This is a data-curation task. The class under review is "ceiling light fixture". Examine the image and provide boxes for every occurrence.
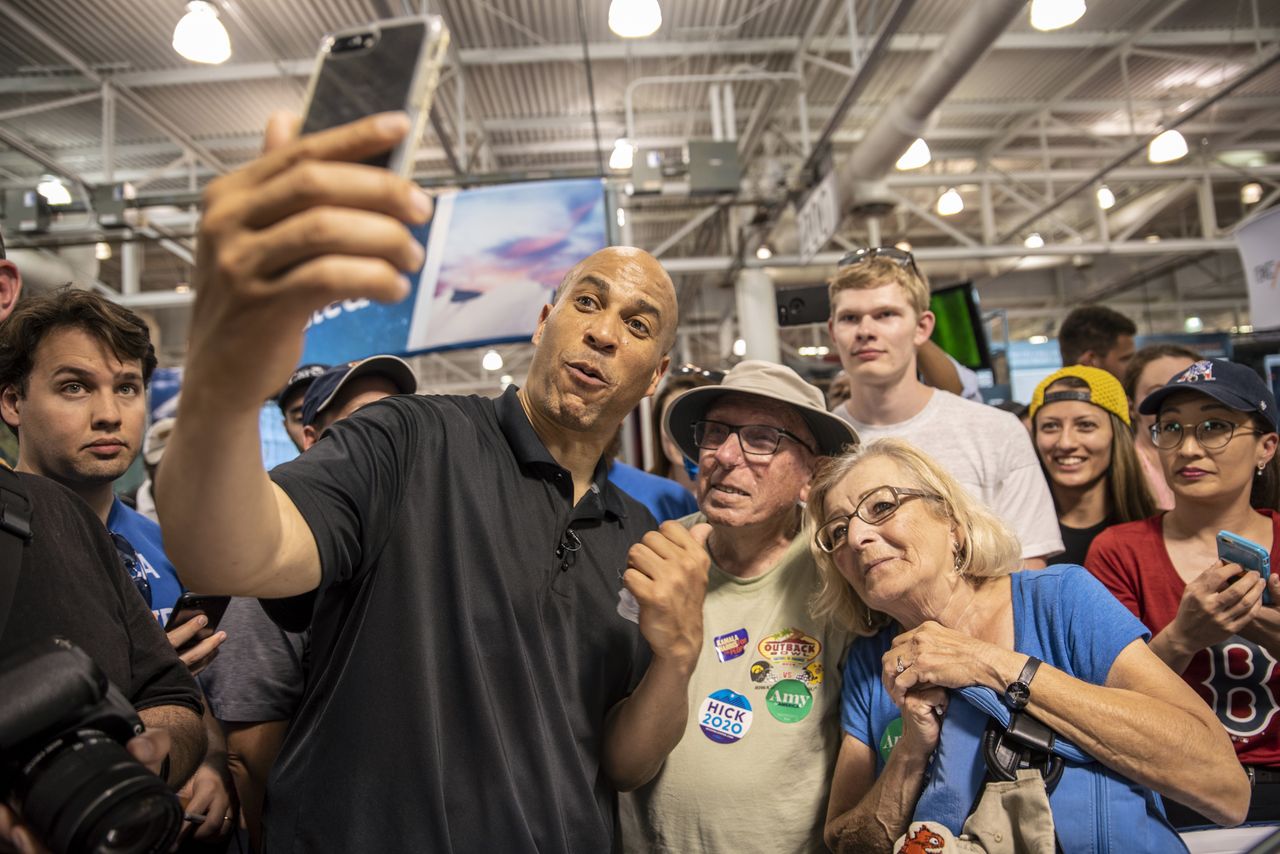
[1029,0,1086,31]
[1147,129,1188,164]
[936,187,964,216]
[1184,316,1203,333]
[608,138,634,171]
[894,138,931,171]
[482,349,504,372]
[616,208,626,228]
[36,176,72,206]
[894,240,912,253]
[608,0,662,39]
[1242,182,1263,205]
[94,242,112,261]
[732,338,747,357]
[1096,185,1116,210]
[756,245,773,260]
[1029,335,1049,345]
[173,1,231,64]
[1024,232,1045,249]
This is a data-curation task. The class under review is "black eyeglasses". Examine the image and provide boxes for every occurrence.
[110,531,152,607]
[694,419,816,457]
[836,246,921,278]
[674,364,725,382]
[1150,418,1265,451]
[815,486,941,553]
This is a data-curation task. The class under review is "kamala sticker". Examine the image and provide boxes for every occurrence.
[698,689,753,744]
[713,628,750,662]
[878,717,903,764]
[766,679,813,723]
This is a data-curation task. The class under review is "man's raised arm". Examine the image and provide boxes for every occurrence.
[156,112,432,598]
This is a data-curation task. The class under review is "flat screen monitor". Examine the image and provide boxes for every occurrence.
[929,281,991,371]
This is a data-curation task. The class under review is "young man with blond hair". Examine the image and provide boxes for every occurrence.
[825,248,1062,565]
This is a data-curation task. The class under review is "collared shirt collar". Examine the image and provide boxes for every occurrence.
[493,385,627,520]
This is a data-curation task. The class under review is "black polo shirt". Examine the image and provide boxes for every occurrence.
[263,387,655,853]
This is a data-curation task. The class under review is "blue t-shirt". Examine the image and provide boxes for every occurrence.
[843,566,1181,851]
[107,497,184,625]
[842,564,1149,774]
[607,460,698,524]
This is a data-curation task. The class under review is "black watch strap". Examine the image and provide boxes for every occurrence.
[1005,656,1041,710]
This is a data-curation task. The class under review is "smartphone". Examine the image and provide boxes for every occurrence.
[299,15,450,178]
[1218,530,1273,606]
[165,593,232,638]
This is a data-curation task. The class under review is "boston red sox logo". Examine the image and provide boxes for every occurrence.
[1200,637,1279,738]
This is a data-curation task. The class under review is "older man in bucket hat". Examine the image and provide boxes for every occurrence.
[621,359,859,853]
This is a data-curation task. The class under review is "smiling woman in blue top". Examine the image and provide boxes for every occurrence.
[807,438,1247,853]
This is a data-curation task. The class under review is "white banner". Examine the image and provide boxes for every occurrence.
[1235,205,1280,332]
[796,171,840,264]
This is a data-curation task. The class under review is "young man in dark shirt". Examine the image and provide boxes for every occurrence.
[159,112,710,851]
[0,230,206,853]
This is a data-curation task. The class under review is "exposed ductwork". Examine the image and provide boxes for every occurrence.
[837,0,1027,215]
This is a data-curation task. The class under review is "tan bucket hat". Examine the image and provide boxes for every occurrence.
[664,359,859,460]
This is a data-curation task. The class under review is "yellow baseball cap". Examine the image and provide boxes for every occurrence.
[1029,365,1130,427]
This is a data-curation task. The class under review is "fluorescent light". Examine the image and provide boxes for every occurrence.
[1148,129,1188,164]
[482,349,504,371]
[608,138,634,171]
[36,177,72,206]
[1242,183,1263,205]
[1240,324,1254,334]
[1184,316,1203,333]
[1144,233,1161,243]
[1029,335,1049,345]
[733,338,747,357]
[499,374,514,388]
[936,187,964,216]
[174,283,191,294]
[173,1,231,64]
[1096,185,1116,210]
[894,138,931,171]
[755,245,773,260]
[1029,0,1086,31]
[1023,232,1045,249]
[94,242,112,261]
[894,240,912,252]
[608,0,662,38]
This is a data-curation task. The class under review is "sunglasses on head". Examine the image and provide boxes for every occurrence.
[836,246,920,278]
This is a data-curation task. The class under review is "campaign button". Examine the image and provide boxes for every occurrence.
[698,689,753,744]
[766,679,813,723]
[713,628,750,662]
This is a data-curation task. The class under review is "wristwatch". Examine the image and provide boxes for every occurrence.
[1004,656,1041,711]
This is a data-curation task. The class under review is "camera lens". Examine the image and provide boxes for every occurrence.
[17,731,181,854]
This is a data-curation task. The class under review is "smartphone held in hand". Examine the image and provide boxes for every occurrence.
[300,15,450,177]
[1218,530,1273,605]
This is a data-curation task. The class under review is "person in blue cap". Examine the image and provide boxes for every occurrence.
[1088,358,1280,827]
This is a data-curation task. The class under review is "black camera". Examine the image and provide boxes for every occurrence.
[0,637,181,854]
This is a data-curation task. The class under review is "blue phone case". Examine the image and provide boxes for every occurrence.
[1217,530,1272,605]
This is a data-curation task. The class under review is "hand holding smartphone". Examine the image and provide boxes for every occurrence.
[1218,530,1273,606]
[165,593,232,644]
[300,15,450,177]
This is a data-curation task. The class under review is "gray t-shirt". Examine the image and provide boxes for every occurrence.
[199,597,307,722]
[836,390,1063,561]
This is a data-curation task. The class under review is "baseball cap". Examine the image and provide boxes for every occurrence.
[665,359,859,460]
[1029,365,1130,426]
[300,355,417,427]
[143,417,177,466]
[1138,358,1277,432]
[277,363,329,415]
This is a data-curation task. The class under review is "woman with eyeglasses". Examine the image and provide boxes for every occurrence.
[1121,344,1201,511]
[808,438,1245,852]
[1028,366,1156,566]
[1086,358,1280,827]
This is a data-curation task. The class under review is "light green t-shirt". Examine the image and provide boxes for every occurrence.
[620,514,853,853]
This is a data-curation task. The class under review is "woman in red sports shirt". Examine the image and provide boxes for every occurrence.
[1087,358,1280,827]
